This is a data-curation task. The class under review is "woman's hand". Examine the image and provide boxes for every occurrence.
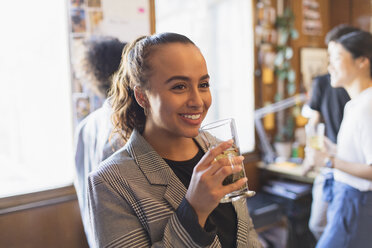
[303,136,337,175]
[185,140,247,227]
[302,145,316,175]
[324,136,337,156]
[304,145,330,170]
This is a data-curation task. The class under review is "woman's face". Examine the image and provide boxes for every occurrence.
[328,42,358,88]
[143,43,211,139]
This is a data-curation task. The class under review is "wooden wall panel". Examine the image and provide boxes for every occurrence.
[329,0,371,31]
[329,0,352,28]
[0,199,88,248]
[351,0,371,31]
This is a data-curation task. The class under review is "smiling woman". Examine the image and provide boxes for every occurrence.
[87,32,261,247]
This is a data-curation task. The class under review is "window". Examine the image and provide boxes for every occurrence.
[155,0,255,153]
[0,1,74,197]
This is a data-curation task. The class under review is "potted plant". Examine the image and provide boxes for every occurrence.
[274,6,298,100]
[273,6,298,159]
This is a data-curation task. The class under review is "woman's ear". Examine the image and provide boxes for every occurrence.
[358,57,370,69]
[134,86,148,109]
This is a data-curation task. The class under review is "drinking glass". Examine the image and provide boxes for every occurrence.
[199,118,256,203]
[306,123,325,150]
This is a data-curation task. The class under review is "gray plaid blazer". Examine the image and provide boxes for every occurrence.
[87,130,261,248]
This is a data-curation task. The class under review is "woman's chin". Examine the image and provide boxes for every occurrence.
[183,128,200,138]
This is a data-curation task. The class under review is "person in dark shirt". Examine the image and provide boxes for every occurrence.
[304,24,358,240]
[308,74,350,143]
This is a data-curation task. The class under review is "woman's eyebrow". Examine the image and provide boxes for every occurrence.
[164,75,190,84]
[200,74,210,80]
[164,74,210,84]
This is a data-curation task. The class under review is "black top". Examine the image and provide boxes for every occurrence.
[164,146,237,248]
[309,74,350,143]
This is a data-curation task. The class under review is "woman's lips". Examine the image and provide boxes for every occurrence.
[179,113,203,125]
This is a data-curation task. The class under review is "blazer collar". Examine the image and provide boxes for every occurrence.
[126,130,207,209]
[127,130,171,185]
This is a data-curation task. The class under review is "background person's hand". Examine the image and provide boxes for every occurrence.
[185,140,247,227]
[302,145,316,175]
[304,145,330,169]
[324,136,337,156]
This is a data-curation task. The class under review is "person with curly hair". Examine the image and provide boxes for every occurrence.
[74,36,126,247]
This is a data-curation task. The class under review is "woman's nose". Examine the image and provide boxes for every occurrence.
[187,88,203,108]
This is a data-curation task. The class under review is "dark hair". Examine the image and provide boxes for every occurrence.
[325,24,360,45]
[109,32,196,141]
[83,36,126,97]
[337,30,372,77]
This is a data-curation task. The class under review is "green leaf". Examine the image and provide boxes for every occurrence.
[287,69,296,83]
[278,71,287,80]
[290,29,299,39]
[287,82,296,95]
[285,47,293,59]
[278,31,289,45]
[274,52,284,66]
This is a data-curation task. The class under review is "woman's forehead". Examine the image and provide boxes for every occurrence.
[146,43,208,84]
[329,42,348,56]
[149,43,206,70]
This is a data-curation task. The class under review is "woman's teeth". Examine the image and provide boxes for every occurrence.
[182,114,200,120]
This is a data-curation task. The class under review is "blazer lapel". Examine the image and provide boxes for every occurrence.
[127,130,171,185]
[126,130,187,210]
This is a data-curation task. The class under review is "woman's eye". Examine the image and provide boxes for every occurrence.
[171,84,186,90]
[200,81,210,88]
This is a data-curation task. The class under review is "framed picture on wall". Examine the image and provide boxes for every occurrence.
[302,0,322,36]
[300,47,328,93]
[70,8,87,33]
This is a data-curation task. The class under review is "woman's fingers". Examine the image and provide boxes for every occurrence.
[212,157,244,180]
[220,177,248,197]
[187,140,247,217]
[195,140,233,171]
[203,155,244,175]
